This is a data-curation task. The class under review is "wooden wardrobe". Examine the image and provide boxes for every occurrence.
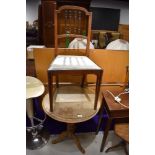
[38,0,92,47]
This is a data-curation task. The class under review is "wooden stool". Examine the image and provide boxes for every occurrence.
[105,123,129,155]
[26,76,50,150]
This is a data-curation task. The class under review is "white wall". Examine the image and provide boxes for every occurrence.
[26,0,41,24]
[26,0,129,25]
[91,0,129,25]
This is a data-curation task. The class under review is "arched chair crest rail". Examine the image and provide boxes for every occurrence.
[54,5,92,56]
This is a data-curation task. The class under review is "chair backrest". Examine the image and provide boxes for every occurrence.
[54,5,92,57]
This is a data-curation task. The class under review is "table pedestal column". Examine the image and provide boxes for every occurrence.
[52,123,85,154]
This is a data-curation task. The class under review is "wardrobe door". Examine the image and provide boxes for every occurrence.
[42,1,56,47]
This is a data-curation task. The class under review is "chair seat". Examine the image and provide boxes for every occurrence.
[114,123,129,143]
[48,55,101,70]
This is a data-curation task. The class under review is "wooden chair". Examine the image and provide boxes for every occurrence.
[54,5,92,56]
[105,123,129,155]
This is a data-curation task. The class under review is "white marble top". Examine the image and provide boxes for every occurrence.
[48,55,101,70]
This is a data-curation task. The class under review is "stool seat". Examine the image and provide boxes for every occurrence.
[26,76,45,99]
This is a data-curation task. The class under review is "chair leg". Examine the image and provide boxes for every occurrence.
[105,141,124,153]
[81,75,85,87]
[56,75,59,88]
[105,140,129,155]
[123,144,129,155]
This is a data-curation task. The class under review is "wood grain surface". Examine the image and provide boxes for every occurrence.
[42,86,102,123]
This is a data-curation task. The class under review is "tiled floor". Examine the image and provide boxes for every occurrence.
[27,131,128,155]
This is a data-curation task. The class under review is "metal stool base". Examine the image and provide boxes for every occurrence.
[26,129,50,150]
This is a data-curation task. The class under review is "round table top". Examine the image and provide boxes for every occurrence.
[42,86,102,123]
[26,76,45,99]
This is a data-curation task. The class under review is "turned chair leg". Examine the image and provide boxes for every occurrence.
[124,144,129,155]
[105,141,124,152]
[105,140,128,155]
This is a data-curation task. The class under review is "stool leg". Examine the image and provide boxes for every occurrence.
[26,99,50,150]
[26,99,34,127]
[26,99,34,119]
[26,99,38,136]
